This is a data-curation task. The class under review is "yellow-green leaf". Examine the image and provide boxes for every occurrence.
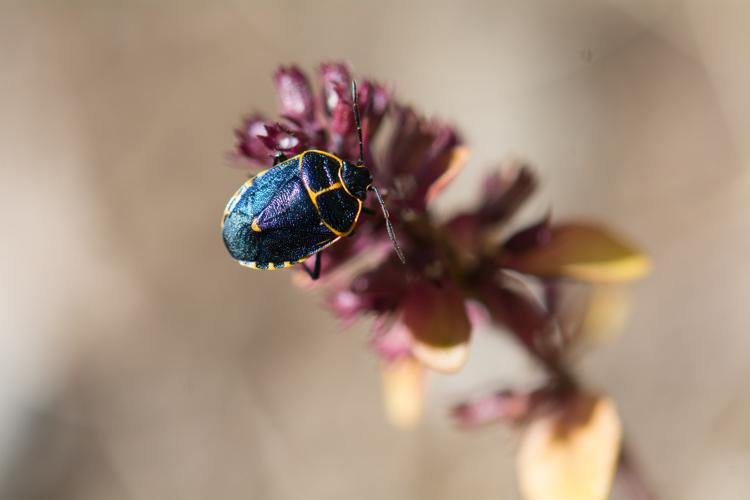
[518,394,622,500]
[506,224,650,283]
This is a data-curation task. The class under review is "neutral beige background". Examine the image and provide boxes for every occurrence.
[1,1,749,499]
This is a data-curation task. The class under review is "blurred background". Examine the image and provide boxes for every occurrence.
[1,1,749,498]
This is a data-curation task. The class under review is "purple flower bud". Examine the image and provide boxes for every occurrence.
[235,115,271,163]
[257,122,308,155]
[348,257,409,313]
[442,213,483,250]
[453,391,534,427]
[379,107,465,211]
[329,83,355,137]
[477,166,537,225]
[413,125,461,202]
[273,66,315,121]
[372,320,414,362]
[328,290,364,327]
[319,63,351,115]
[465,300,491,328]
[357,80,391,141]
[382,106,433,180]
[503,215,552,253]
[401,281,471,353]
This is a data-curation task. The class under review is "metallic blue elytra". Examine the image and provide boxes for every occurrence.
[221,150,372,270]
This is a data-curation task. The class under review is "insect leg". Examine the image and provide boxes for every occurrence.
[361,207,376,216]
[301,252,321,281]
[273,152,288,166]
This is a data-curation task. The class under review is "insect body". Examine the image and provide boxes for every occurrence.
[222,81,404,279]
[222,149,371,271]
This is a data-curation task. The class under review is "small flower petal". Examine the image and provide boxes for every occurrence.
[442,166,537,250]
[453,391,534,427]
[348,256,410,314]
[503,215,552,253]
[381,107,439,183]
[357,80,391,144]
[257,122,308,155]
[329,84,355,138]
[425,146,470,205]
[503,224,651,283]
[273,65,315,120]
[477,165,537,225]
[381,356,424,428]
[580,284,632,342]
[401,281,471,373]
[328,289,364,326]
[319,62,351,115]
[465,299,491,328]
[235,114,272,163]
[412,341,469,374]
[517,394,622,500]
[372,319,414,361]
[442,213,483,252]
[413,127,462,204]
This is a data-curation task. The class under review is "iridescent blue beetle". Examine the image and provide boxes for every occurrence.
[222,81,405,280]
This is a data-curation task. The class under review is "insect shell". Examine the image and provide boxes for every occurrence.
[222,80,404,280]
[221,149,373,273]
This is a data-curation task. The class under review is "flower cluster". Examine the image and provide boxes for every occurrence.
[232,61,647,379]
[230,63,651,500]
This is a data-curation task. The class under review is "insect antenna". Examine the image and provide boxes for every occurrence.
[351,80,364,166]
[351,80,405,264]
[370,185,406,264]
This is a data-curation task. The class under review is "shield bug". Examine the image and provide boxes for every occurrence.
[222,81,405,280]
